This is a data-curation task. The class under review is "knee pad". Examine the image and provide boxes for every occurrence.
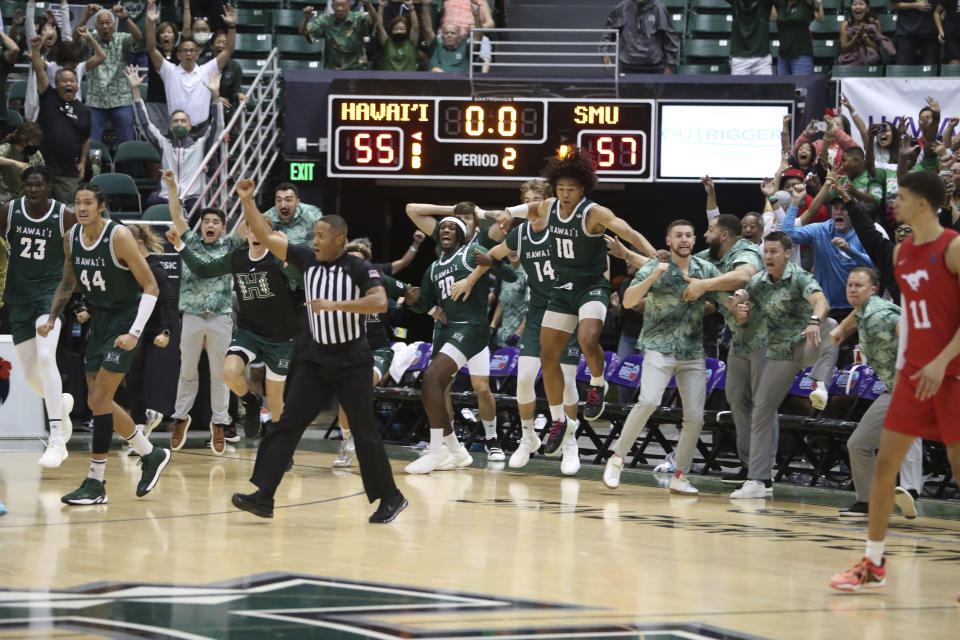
[516,356,539,405]
[560,363,579,406]
[91,414,114,454]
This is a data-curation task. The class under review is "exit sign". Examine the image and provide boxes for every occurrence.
[289,162,315,181]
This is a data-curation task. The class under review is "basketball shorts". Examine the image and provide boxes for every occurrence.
[520,305,581,365]
[432,322,489,369]
[884,363,960,444]
[227,329,295,380]
[372,346,394,379]
[543,279,611,332]
[7,295,56,345]
[85,306,140,374]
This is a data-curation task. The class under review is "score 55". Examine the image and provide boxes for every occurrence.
[334,126,404,172]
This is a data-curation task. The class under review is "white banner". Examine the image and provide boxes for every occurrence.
[839,78,960,147]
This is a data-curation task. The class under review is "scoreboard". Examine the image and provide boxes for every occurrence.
[327,96,655,182]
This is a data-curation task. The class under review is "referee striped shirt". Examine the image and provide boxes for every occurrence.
[286,244,383,345]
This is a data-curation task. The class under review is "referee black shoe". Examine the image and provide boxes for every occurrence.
[369,493,407,523]
[232,492,274,518]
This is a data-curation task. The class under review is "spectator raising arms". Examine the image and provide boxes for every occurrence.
[602,0,679,74]
[892,0,939,65]
[375,0,419,71]
[728,0,773,75]
[300,0,374,71]
[0,122,45,203]
[837,0,896,66]
[772,0,825,75]
[935,0,960,64]
[422,0,488,72]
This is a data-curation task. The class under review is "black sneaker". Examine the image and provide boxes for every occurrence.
[543,418,574,456]
[838,501,869,517]
[136,447,171,497]
[232,491,274,518]
[62,478,108,505]
[224,427,240,443]
[242,394,263,439]
[369,493,407,523]
[721,467,748,484]
[583,381,608,422]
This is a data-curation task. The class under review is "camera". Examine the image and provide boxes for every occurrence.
[814,121,828,132]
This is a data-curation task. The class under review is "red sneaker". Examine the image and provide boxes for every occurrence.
[830,557,886,592]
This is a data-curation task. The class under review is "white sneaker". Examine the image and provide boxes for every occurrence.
[404,448,452,474]
[38,441,68,468]
[509,433,541,469]
[809,381,829,410]
[533,414,548,432]
[894,486,918,519]
[560,438,580,476]
[669,471,698,495]
[448,445,473,469]
[730,479,770,499]
[332,437,356,468]
[603,454,624,489]
[61,393,74,443]
[143,409,163,438]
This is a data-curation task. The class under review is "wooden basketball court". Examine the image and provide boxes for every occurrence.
[1,442,958,640]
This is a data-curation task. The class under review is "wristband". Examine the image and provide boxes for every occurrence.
[808,315,821,325]
[768,196,779,203]
[506,204,529,219]
[408,245,419,253]
[130,293,158,337]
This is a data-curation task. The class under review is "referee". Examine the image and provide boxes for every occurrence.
[230,179,407,524]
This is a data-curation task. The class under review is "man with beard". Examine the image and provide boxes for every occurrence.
[603,220,721,495]
[682,214,765,484]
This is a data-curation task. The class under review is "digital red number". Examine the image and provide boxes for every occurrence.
[354,133,373,164]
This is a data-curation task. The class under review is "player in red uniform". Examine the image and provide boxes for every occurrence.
[830,171,960,596]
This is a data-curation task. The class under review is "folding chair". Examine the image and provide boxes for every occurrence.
[593,354,644,463]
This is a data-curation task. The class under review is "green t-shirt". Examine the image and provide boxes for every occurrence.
[427,38,470,72]
[633,256,721,360]
[308,11,373,70]
[855,295,900,389]
[744,262,822,360]
[379,38,418,71]
[833,171,884,204]
[776,0,814,59]
[729,0,772,58]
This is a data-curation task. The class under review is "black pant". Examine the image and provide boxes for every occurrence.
[126,337,160,425]
[895,35,939,65]
[250,341,399,503]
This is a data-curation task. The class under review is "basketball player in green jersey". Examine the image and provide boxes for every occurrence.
[39,184,171,505]
[0,166,77,468]
[501,148,657,454]
[405,217,518,474]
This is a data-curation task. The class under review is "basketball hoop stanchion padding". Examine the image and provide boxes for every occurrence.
[0,335,46,441]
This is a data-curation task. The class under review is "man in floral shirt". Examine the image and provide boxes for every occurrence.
[300,0,374,70]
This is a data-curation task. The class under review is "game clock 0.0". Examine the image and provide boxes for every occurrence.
[327,96,654,181]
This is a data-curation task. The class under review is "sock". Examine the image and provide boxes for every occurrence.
[125,429,155,456]
[590,375,604,387]
[549,404,563,421]
[429,428,443,450]
[341,427,352,441]
[482,419,496,440]
[674,469,683,478]
[443,432,460,451]
[521,418,534,435]
[48,418,63,443]
[88,459,106,482]
[865,539,885,566]
[241,391,258,406]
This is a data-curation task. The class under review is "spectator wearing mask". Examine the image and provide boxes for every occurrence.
[837,0,896,66]
[30,37,91,204]
[935,0,960,64]
[772,0,825,75]
[892,0,939,65]
[300,0,374,71]
[374,0,419,71]
[782,183,875,314]
[145,0,236,127]
[0,122,45,203]
[727,0,773,75]
[75,4,142,143]
[126,66,223,215]
[188,0,230,33]
[145,20,179,128]
[602,0,680,74]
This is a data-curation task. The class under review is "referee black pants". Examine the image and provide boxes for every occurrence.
[250,341,399,503]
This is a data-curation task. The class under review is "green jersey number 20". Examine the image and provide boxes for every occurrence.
[79,268,107,292]
[437,275,456,300]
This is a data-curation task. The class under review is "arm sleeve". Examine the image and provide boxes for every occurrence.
[179,243,233,278]
[132,98,166,149]
[781,205,817,243]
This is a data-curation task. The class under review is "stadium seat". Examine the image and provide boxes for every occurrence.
[832,64,882,77]
[819,0,842,12]
[279,58,324,71]
[92,173,142,219]
[810,17,843,38]
[941,64,960,76]
[677,63,730,74]
[5,109,22,128]
[234,33,274,57]
[234,8,271,31]
[276,33,324,59]
[236,57,268,76]
[8,80,26,106]
[114,141,161,192]
[690,0,731,13]
[234,0,282,7]
[663,0,688,9]
[274,9,306,32]
[141,204,171,222]
[871,0,893,12]
[88,140,114,172]
[683,39,730,62]
[689,14,733,36]
[813,40,838,63]
[878,13,897,36]
[812,63,830,75]
[885,64,937,76]
[669,12,687,35]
